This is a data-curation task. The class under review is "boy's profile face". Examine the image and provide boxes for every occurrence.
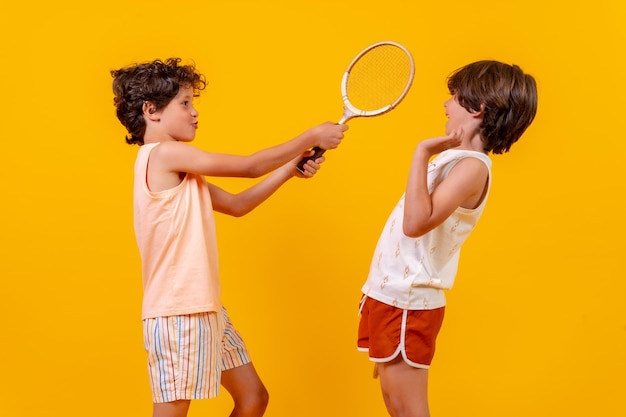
[153,86,199,143]
[443,94,481,136]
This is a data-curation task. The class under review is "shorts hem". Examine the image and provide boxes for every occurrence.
[365,351,431,369]
[153,391,220,403]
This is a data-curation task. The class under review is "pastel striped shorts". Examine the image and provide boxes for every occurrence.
[143,307,251,403]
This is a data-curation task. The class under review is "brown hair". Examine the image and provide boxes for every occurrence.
[111,58,207,145]
[447,60,537,154]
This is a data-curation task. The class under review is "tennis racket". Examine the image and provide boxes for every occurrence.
[296,41,415,173]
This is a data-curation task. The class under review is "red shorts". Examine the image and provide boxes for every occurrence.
[357,296,445,369]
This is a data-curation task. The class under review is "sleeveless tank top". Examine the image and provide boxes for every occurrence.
[134,143,221,319]
[362,150,492,310]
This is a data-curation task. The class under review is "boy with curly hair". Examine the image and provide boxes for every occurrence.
[111,57,347,417]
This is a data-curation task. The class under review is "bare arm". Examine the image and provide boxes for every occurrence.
[152,122,346,179]
[403,132,489,237]
[209,154,324,217]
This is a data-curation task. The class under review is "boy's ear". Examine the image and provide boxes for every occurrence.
[471,103,485,118]
[142,101,159,120]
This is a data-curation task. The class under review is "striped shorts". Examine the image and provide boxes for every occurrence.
[143,307,250,403]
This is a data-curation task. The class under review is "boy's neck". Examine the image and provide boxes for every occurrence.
[456,132,486,153]
[143,133,177,144]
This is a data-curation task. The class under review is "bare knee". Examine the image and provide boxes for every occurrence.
[232,385,269,417]
[222,363,270,417]
[249,385,269,413]
[382,390,430,417]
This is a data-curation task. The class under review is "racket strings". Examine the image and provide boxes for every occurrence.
[346,45,413,112]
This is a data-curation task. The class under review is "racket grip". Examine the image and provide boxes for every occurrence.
[296,147,327,174]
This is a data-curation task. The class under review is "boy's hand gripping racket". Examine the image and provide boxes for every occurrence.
[296,41,415,173]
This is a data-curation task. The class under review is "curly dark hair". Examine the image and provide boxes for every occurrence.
[447,60,537,154]
[111,58,207,145]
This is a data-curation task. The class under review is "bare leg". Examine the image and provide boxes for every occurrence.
[221,362,269,417]
[152,400,191,417]
[378,356,430,417]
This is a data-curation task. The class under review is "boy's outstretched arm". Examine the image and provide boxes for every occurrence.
[153,122,347,179]
[209,153,325,217]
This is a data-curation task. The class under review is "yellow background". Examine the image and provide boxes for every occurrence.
[1,0,624,416]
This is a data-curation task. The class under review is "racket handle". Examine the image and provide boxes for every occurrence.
[296,147,327,174]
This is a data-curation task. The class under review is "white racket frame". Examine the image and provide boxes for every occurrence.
[296,41,415,173]
[338,40,415,124]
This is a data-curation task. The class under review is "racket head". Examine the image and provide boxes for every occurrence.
[339,41,415,123]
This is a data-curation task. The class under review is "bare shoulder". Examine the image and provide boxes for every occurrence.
[454,155,489,175]
[448,156,489,208]
[148,140,238,177]
[150,141,202,166]
[143,142,192,191]
[151,140,193,156]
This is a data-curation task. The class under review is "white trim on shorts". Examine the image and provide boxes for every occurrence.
[364,309,430,369]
